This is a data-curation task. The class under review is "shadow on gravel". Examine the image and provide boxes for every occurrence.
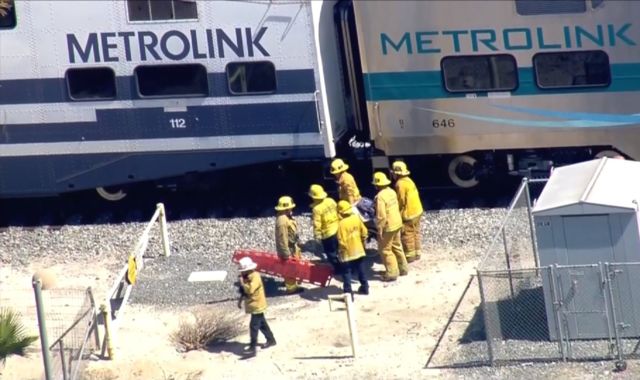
[300,285,344,302]
[293,355,353,360]
[460,286,549,343]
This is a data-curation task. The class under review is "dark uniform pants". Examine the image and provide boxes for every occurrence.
[341,257,368,294]
[322,234,340,274]
[250,313,275,347]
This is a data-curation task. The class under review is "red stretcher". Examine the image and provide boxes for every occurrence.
[232,249,334,287]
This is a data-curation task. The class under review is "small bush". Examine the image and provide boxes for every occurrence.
[170,309,242,352]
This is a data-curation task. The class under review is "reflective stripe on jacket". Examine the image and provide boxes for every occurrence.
[395,176,424,221]
[337,213,368,262]
[311,197,339,240]
[338,172,361,205]
[242,271,267,314]
[375,187,403,233]
[276,214,299,259]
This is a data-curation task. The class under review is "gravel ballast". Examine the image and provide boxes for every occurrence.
[3,206,639,377]
[1,208,507,306]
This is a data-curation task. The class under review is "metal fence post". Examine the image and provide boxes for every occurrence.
[59,340,68,380]
[476,270,495,365]
[524,178,540,269]
[157,203,171,257]
[501,229,515,298]
[599,262,616,357]
[549,265,567,361]
[32,277,54,380]
[604,263,625,365]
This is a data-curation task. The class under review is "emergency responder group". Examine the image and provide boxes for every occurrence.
[237,158,423,356]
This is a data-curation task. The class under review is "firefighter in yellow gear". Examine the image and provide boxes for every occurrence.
[391,161,424,262]
[309,184,341,272]
[238,257,276,357]
[275,196,303,294]
[373,171,408,281]
[337,201,370,295]
[330,158,362,205]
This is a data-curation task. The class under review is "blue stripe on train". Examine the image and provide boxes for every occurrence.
[0,145,325,196]
[0,69,316,105]
[364,63,640,101]
[0,101,319,144]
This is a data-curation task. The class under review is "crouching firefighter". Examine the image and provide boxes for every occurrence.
[237,257,276,357]
[275,196,304,294]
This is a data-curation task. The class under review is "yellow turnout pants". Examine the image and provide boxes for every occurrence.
[401,217,421,261]
[284,250,302,293]
[378,229,408,279]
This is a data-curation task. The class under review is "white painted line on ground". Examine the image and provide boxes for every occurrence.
[188,271,228,282]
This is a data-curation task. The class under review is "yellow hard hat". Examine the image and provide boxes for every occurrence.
[372,171,391,187]
[275,196,296,211]
[330,158,349,175]
[308,184,327,200]
[337,200,353,216]
[392,161,410,176]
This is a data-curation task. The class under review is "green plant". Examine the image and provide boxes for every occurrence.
[0,307,38,365]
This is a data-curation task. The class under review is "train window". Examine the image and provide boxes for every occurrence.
[127,0,197,22]
[515,0,586,15]
[534,50,611,89]
[135,64,208,97]
[0,0,16,29]
[441,55,518,93]
[66,68,117,101]
[226,62,277,95]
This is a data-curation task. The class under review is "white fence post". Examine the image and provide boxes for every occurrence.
[157,203,171,257]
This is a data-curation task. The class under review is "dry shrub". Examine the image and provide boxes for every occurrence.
[170,309,242,352]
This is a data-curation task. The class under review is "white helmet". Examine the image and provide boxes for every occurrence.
[238,257,258,272]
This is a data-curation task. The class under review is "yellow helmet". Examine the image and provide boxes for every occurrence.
[275,196,296,211]
[372,171,391,187]
[308,184,327,200]
[392,161,410,176]
[337,200,353,216]
[330,158,349,175]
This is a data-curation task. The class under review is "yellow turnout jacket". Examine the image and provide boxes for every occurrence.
[375,187,403,233]
[395,176,424,221]
[311,198,340,240]
[242,271,267,314]
[337,213,368,262]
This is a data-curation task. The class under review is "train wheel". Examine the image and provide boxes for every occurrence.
[96,186,127,202]
[448,155,480,188]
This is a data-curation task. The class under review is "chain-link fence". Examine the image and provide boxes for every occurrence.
[45,287,99,380]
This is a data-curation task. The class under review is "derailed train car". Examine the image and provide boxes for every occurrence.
[0,0,639,198]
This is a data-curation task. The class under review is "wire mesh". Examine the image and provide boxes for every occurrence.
[478,267,563,364]
[47,287,98,380]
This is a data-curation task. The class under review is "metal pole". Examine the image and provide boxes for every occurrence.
[604,263,625,364]
[501,229,515,298]
[599,262,616,357]
[32,277,54,380]
[344,294,358,358]
[549,265,567,361]
[476,271,495,365]
[524,178,540,269]
[100,304,115,360]
[59,341,68,380]
[157,203,171,257]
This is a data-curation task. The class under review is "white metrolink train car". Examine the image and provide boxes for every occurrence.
[0,0,348,199]
[1,0,639,198]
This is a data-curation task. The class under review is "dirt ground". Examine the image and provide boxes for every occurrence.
[2,249,636,379]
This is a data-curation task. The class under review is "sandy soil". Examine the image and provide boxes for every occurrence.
[1,249,479,380]
[2,249,636,379]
